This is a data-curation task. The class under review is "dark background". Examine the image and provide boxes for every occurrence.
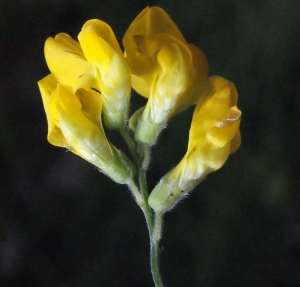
[1,0,300,286]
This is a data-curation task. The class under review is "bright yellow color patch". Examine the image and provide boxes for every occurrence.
[44,33,97,95]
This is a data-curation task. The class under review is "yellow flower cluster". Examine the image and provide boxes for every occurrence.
[38,6,241,207]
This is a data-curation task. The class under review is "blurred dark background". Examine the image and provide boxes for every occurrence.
[1,0,300,286]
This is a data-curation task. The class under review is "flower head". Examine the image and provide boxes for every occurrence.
[148,76,241,212]
[38,74,135,184]
[123,6,208,144]
[44,20,131,129]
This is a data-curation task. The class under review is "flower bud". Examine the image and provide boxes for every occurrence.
[148,76,241,212]
[38,74,135,184]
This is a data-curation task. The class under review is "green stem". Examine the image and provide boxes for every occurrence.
[127,180,143,206]
[119,128,139,162]
[138,165,149,202]
[141,144,151,170]
[134,148,164,287]
[119,127,164,287]
[151,211,164,287]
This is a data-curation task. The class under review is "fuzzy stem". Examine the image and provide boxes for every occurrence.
[151,211,164,287]
[119,127,164,287]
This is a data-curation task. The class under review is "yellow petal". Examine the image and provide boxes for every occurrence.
[171,44,209,116]
[123,6,186,94]
[206,106,241,148]
[149,42,189,123]
[179,139,231,190]
[127,33,191,95]
[47,87,69,147]
[131,74,150,98]
[79,27,130,99]
[38,73,57,111]
[230,129,241,154]
[123,6,185,52]
[44,33,98,94]
[55,84,114,162]
[81,19,123,56]
[76,88,102,128]
[125,34,160,89]
[38,74,67,147]
[79,22,119,68]
[189,76,239,148]
[78,22,131,128]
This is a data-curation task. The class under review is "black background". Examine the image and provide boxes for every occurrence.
[1,0,300,286]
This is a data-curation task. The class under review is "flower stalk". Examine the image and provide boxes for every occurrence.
[121,128,163,285]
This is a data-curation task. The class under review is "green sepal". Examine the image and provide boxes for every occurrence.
[134,116,166,145]
[102,100,127,130]
[129,106,145,132]
[148,173,205,213]
[95,146,136,184]
[148,176,182,213]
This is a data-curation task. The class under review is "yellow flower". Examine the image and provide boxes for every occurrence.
[38,74,135,184]
[44,19,131,129]
[148,76,241,212]
[123,6,208,144]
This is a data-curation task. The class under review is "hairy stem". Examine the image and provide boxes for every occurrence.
[120,127,164,286]
[151,211,164,287]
